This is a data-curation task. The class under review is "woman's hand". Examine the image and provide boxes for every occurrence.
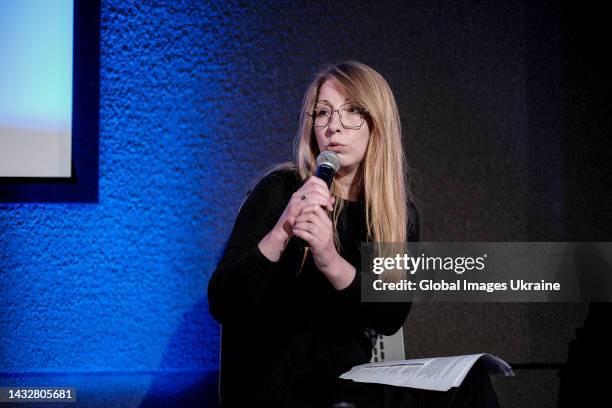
[292,202,357,290]
[273,176,335,243]
[258,176,334,262]
[258,175,356,289]
[292,203,340,276]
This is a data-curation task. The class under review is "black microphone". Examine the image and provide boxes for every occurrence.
[314,150,341,188]
[295,151,341,249]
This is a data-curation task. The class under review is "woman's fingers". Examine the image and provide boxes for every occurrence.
[298,205,333,227]
[288,176,335,221]
[292,217,322,246]
[293,206,332,239]
[292,227,320,247]
[292,189,329,205]
[274,178,332,243]
[298,177,333,201]
[305,175,329,191]
[293,208,333,252]
[301,196,329,208]
[296,190,331,207]
[291,192,331,216]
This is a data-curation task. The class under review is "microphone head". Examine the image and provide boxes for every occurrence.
[316,151,341,172]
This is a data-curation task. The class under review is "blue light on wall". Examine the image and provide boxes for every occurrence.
[0,0,244,373]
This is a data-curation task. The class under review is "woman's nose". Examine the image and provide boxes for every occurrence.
[328,110,342,133]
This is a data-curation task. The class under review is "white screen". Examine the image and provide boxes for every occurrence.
[0,0,73,177]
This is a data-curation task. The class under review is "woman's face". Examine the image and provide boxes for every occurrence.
[313,80,370,174]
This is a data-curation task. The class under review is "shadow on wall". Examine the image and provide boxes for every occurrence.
[139,297,220,408]
[556,245,612,406]
[557,302,612,407]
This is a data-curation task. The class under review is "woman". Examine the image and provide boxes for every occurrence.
[208,61,497,407]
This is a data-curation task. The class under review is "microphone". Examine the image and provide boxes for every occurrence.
[315,150,341,188]
[295,151,341,249]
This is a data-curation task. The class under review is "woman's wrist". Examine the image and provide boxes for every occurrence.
[321,253,356,291]
[257,226,290,263]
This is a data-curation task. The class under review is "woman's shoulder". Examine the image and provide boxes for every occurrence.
[246,163,303,198]
[234,165,302,222]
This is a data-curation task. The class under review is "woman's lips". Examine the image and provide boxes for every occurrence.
[327,144,345,152]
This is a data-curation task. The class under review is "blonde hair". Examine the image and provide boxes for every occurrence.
[262,61,413,282]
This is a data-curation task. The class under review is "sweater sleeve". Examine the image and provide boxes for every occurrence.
[207,171,293,324]
[335,201,421,336]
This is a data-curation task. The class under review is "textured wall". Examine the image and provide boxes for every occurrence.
[0,0,607,407]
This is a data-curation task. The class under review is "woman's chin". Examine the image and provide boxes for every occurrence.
[337,161,360,175]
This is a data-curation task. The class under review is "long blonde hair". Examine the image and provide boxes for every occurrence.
[264,61,413,282]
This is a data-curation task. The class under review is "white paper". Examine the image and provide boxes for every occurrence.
[339,353,514,392]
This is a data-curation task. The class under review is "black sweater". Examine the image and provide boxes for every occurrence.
[208,168,419,407]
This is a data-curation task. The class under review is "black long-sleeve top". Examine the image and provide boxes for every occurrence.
[208,168,419,407]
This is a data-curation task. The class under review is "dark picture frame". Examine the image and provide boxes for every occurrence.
[0,0,100,203]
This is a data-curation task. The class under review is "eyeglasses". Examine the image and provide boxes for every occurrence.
[307,102,369,130]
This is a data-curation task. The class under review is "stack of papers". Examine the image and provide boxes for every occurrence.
[340,353,514,392]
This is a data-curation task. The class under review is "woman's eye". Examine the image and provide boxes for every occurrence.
[315,110,330,117]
